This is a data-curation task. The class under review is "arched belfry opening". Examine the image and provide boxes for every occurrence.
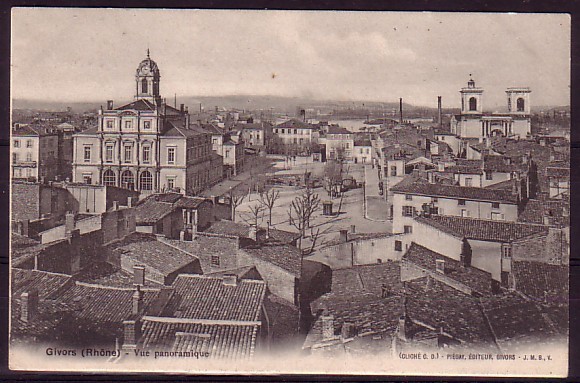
[469,97,477,111]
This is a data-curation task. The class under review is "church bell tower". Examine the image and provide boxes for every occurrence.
[135,49,161,106]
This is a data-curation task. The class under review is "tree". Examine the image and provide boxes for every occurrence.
[229,188,247,222]
[259,187,281,224]
[288,186,321,250]
[242,202,264,228]
[323,160,343,198]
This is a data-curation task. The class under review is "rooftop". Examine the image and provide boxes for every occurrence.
[391,176,519,203]
[275,119,312,130]
[511,261,568,305]
[403,242,494,296]
[415,215,548,243]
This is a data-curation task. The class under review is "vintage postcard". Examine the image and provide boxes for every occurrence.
[9,8,570,376]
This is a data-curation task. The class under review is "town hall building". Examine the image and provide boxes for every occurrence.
[72,51,223,195]
[450,78,532,139]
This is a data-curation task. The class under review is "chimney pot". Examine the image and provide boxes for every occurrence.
[107,100,114,110]
[339,229,349,243]
[321,315,334,340]
[350,225,356,234]
[133,265,145,286]
[132,286,143,315]
[435,259,446,274]
[20,290,39,323]
[65,212,75,234]
[112,201,119,211]
[122,318,141,349]
[398,315,408,341]
[179,230,186,241]
[127,197,133,208]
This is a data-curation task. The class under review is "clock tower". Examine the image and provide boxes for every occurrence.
[135,49,161,106]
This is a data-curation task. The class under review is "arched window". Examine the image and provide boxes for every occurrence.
[139,171,153,191]
[141,78,148,94]
[103,169,116,186]
[517,98,525,112]
[121,170,135,190]
[469,97,477,111]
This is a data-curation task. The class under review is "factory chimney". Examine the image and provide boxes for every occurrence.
[399,98,403,124]
[437,96,442,126]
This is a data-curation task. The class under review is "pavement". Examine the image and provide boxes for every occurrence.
[363,164,391,222]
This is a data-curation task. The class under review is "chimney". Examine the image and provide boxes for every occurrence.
[341,322,357,340]
[399,98,403,124]
[397,315,408,341]
[222,274,238,287]
[435,259,446,274]
[437,96,442,126]
[132,286,143,315]
[133,265,145,286]
[122,318,141,349]
[321,314,335,340]
[21,219,30,237]
[339,229,349,243]
[112,200,119,211]
[180,103,184,113]
[107,100,114,110]
[127,197,133,208]
[65,212,75,234]
[543,216,550,226]
[179,230,186,241]
[424,275,433,290]
[350,225,356,234]
[248,225,257,241]
[20,290,39,323]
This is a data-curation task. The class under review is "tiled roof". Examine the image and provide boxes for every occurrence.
[134,198,175,224]
[512,261,568,305]
[483,155,524,173]
[327,126,352,135]
[390,176,518,203]
[546,166,570,178]
[114,99,156,111]
[174,196,208,209]
[404,277,496,346]
[74,261,164,288]
[158,235,239,273]
[483,179,517,190]
[11,268,72,300]
[480,292,559,352]
[162,121,204,138]
[518,198,570,227]
[201,123,225,135]
[106,233,197,276]
[403,243,493,296]
[276,119,312,129]
[205,220,299,244]
[162,274,266,322]
[415,215,548,243]
[444,160,483,175]
[147,193,183,203]
[140,319,259,359]
[242,241,302,277]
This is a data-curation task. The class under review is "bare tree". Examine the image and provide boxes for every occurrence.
[324,160,343,198]
[259,188,281,224]
[242,202,264,228]
[229,188,247,222]
[288,186,321,250]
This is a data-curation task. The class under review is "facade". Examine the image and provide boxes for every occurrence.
[239,122,271,148]
[325,126,354,162]
[450,78,532,139]
[12,125,60,182]
[273,119,314,148]
[72,51,222,195]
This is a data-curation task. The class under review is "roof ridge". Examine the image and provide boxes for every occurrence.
[141,315,261,326]
[74,280,161,292]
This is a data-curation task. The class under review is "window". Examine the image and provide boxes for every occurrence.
[465,178,473,187]
[294,129,298,134]
[121,170,135,190]
[404,225,413,234]
[390,166,397,176]
[402,206,415,217]
[142,145,151,163]
[405,194,413,201]
[469,97,477,111]
[491,212,502,220]
[26,153,33,162]
[346,143,350,149]
[26,140,33,148]
[395,240,402,251]
[486,172,493,181]
[139,171,153,191]
[14,168,21,177]
[141,78,148,93]
[125,120,132,129]
[143,120,151,130]
[461,209,469,217]
[299,138,304,144]
[501,244,512,258]
[166,177,175,190]
[102,169,116,186]
[517,98,525,112]
[106,120,114,129]
[26,168,33,178]
[281,129,285,134]
[212,138,218,144]
[211,255,220,267]
[492,202,500,209]
[432,197,438,203]
[82,173,92,184]
[14,140,20,148]
[83,146,91,162]
[12,153,18,162]
[124,145,132,163]
[293,138,297,144]
[167,147,176,164]
[105,144,114,163]
[225,149,230,158]
[458,199,466,206]
[366,148,370,154]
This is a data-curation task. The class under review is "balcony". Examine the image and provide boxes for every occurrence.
[13,161,37,168]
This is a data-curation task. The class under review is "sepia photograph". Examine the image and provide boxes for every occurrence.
[9,8,570,376]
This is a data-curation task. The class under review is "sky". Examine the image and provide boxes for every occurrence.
[11,9,570,109]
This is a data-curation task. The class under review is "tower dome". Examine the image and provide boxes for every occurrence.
[135,49,161,105]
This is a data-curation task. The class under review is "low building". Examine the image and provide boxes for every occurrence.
[325,126,354,162]
[12,124,61,182]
